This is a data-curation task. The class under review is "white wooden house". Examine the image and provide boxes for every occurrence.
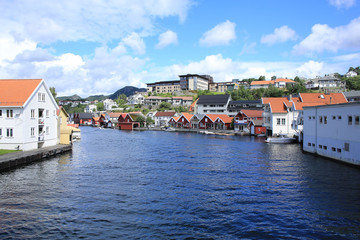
[0,79,59,151]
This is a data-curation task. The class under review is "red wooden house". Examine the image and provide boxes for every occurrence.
[214,115,233,130]
[92,117,100,127]
[248,120,266,135]
[168,116,180,128]
[199,114,232,129]
[118,112,142,130]
[234,109,263,132]
[177,112,193,128]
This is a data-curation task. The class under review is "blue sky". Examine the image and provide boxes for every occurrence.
[0,0,359,97]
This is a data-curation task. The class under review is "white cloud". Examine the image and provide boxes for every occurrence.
[0,35,36,64]
[239,42,257,55]
[0,0,194,44]
[261,25,297,45]
[122,32,146,55]
[293,17,360,55]
[329,0,356,8]
[199,20,236,47]
[156,30,178,49]
[295,61,324,77]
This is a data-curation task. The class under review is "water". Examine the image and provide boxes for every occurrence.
[1,127,360,239]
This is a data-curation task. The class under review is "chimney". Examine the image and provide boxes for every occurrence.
[289,95,293,102]
[330,96,332,104]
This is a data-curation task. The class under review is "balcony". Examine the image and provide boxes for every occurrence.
[38,135,45,142]
[38,118,45,125]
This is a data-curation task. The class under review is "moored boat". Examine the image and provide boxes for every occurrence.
[265,134,295,143]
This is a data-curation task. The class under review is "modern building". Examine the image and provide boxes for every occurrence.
[0,79,59,151]
[303,102,360,166]
[250,78,295,89]
[196,95,231,115]
[209,82,236,92]
[146,80,181,94]
[179,74,213,91]
[227,100,263,117]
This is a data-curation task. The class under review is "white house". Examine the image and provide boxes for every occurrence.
[154,111,178,126]
[196,95,231,115]
[85,104,97,113]
[303,102,359,166]
[103,99,118,110]
[127,92,146,105]
[0,79,59,151]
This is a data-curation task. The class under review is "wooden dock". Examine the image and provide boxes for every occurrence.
[0,144,72,172]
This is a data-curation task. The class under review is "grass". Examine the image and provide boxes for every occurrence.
[0,149,21,155]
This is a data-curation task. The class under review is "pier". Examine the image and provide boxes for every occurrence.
[0,144,72,172]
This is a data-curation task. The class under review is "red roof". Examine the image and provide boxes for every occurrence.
[299,93,347,105]
[189,99,198,112]
[215,115,233,124]
[262,97,290,113]
[180,112,194,122]
[204,114,231,123]
[0,79,42,106]
[251,80,275,86]
[275,78,295,83]
[109,112,122,118]
[240,109,263,118]
[171,116,180,122]
[155,111,176,117]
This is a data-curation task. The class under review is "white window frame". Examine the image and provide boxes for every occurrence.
[6,128,13,137]
[6,109,13,118]
[31,109,35,118]
[31,127,35,137]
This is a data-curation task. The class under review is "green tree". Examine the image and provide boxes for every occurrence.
[158,102,172,110]
[135,116,145,127]
[344,76,360,90]
[258,75,265,81]
[116,94,127,107]
[146,116,154,126]
[271,76,277,80]
[49,87,58,104]
[264,85,284,97]
[96,101,104,111]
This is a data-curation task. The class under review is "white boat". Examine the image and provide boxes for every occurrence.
[265,134,295,143]
[165,127,175,132]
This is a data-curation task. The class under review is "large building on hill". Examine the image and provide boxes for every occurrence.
[0,79,59,151]
[146,80,181,94]
[179,74,213,91]
[196,95,231,115]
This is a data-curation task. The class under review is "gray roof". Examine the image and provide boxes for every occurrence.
[343,91,360,98]
[230,100,261,104]
[77,113,93,119]
[197,95,230,105]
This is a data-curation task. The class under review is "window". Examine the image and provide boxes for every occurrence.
[348,116,353,125]
[308,143,311,146]
[6,128,13,137]
[0,109,2,117]
[0,128,2,136]
[324,116,327,124]
[46,110,49,117]
[277,118,281,125]
[282,118,286,125]
[42,93,45,101]
[38,92,42,101]
[338,116,342,120]
[31,127,35,137]
[324,146,327,150]
[319,116,323,124]
[312,116,315,119]
[344,143,350,152]
[46,126,49,135]
[332,147,336,152]
[31,109,35,118]
[319,145,323,149]
[337,148,341,153]
[6,110,13,118]
[308,116,311,120]
[332,116,336,120]
[355,116,359,125]
[312,143,315,147]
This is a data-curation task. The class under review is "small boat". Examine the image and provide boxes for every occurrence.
[165,127,175,132]
[265,134,295,143]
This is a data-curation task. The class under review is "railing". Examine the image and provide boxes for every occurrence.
[38,118,44,124]
[38,135,45,141]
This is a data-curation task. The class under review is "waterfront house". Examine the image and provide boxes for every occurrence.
[118,112,143,130]
[234,109,263,132]
[196,95,231,115]
[57,106,80,144]
[190,114,205,129]
[227,100,263,117]
[168,116,180,128]
[303,102,360,166]
[92,117,100,127]
[177,112,193,128]
[0,79,59,151]
[108,112,122,128]
[99,113,112,128]
[154,111,177,127]
[248,120,266,136]
[74,112,93,125]
[198,114,232,130]
[262,93,348,137]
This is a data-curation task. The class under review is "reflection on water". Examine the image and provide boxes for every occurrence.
[0,127,359,239]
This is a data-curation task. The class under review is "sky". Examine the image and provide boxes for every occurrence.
[0,0,360,97]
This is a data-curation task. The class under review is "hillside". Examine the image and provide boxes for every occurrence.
[109,86,146,99]
[57,94,83,101]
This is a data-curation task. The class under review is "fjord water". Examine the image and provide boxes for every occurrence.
[1,127,360,239]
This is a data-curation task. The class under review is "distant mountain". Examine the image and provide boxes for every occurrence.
[85,95,109,101]
[109,86,146,99]
[58,94,83,101]
[58,86,146,102]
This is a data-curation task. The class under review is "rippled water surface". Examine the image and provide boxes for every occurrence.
[1,127,360,239]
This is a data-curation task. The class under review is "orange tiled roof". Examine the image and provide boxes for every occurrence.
[240,109,263,118]
[215,115,233,124]
[92,117,100,121]
[181,112,194,122]
[171,116,180,122]
[251,80,275,85]
[293,102,327,110]
[299,93,347,104]
[262,97,289,113]
[189,98,198,112]
[275,78,295,83]
[0,79,42,106]
[155,111,176,117]
[205,114,230,122]
[109,112,122,118]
